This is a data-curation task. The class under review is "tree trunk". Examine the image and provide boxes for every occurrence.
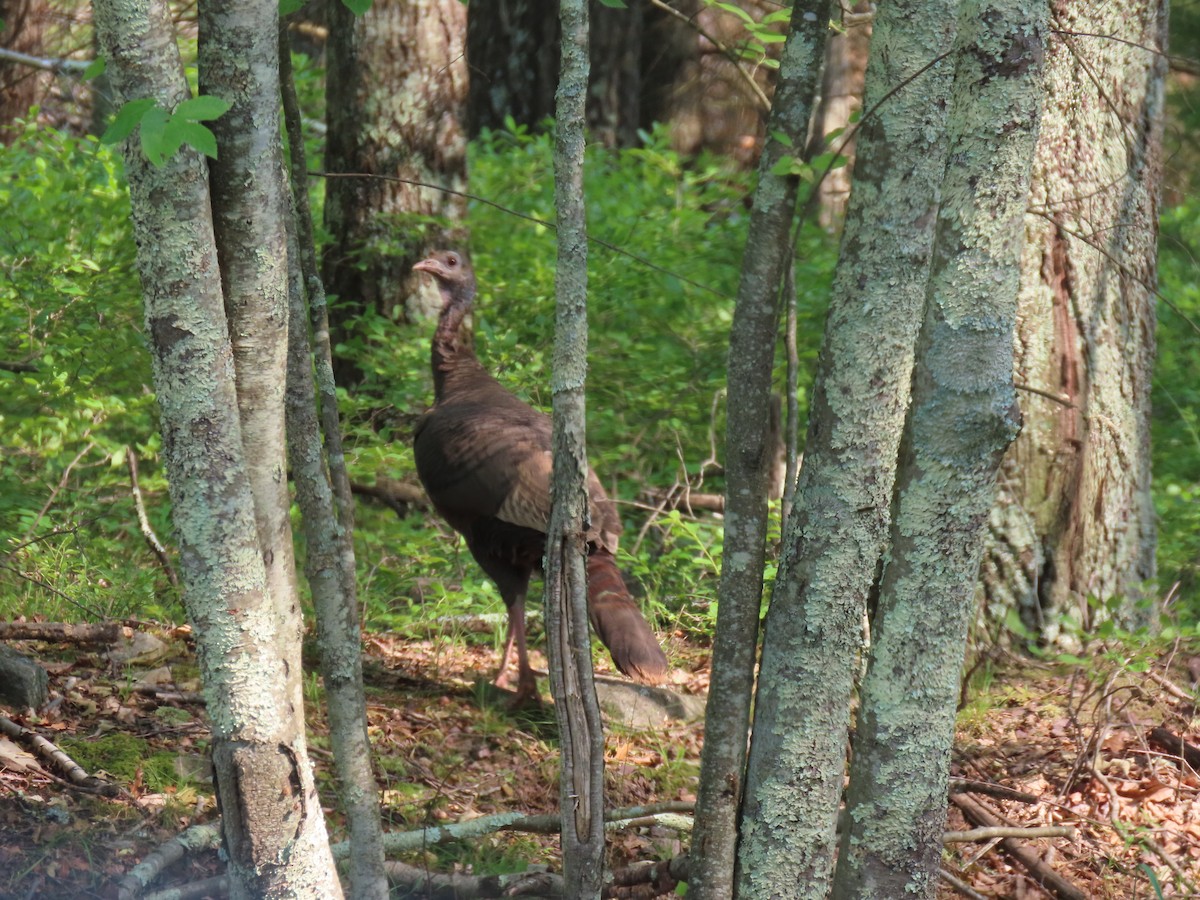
[198,0,303,736]
[323,0,468,381]
[687,4,831,898]
[546,1,605,896]
[831,0,1047,894]
[978,0,1164,646]
[466,0,558,137]
[92,0,341,894]
[0,0,49,140]
[466,1,776,159]
[735,0,959,892]
[280,26,388,900]
[809,2,872,230]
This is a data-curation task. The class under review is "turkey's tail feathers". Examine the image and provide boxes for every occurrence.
[587,553,669,684]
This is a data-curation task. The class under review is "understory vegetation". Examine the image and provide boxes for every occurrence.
[1,101,1198,645]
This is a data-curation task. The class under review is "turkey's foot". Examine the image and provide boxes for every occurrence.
[494,669,541,708]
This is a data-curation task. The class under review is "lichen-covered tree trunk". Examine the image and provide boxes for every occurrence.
[735,0,958,893]
[92,0,341,895]
[978,0,1165,644]
[546,0,605,896]
[198,0,303,734]
[831,0,1047,894]
[323,0,467,375]
[686,4,830,898]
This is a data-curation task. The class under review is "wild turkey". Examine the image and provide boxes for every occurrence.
[412,250,670,702]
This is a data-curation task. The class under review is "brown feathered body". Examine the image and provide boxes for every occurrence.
[412,250,669,701]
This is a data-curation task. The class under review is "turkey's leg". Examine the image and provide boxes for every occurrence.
[494,596,521,688]
[494,595,538,703]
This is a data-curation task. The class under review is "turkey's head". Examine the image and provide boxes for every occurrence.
[414,250,476,310]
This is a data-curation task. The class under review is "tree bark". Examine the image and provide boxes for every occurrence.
[91,0,341,894]
[686,3,831,898]
[978,0,1165,645]
[831,0,1047,894]
[0,0,48,140]
[198,0,303,741]
[546,0,605,896]
[280,24,388,900]
[323,0,468,381]
[810,2,872,230]
[736,0,959,893]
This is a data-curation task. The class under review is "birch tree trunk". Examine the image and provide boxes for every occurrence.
[92,0,341,895]
[736,0,958,892]
[324,0,467,379]
[545,0,605,895]
[687,3,830,897]
[198,0,303,745]
[832,0,1047,894]
[978,0,1165,644]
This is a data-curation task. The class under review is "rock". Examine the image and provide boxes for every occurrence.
[0,643,50,710]
[594,680,706,730]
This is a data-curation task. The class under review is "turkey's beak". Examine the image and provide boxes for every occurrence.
[413,258,438,276]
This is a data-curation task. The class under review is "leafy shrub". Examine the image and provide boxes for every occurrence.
[0,121,180,620]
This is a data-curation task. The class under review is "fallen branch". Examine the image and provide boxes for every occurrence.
[938,866,990,900]
[383,861,561,899]
[950,792,1087,900]
[330,801,695,859]
[117,823,223,900]
[131,687,206,705]
[1148,725,1200,771]
[948,777,1043,804]
[0,715,120,797]
[943,825,1075,843]
[143,876,228,900]
[1146,670,1194,703]
[0,620,131,645]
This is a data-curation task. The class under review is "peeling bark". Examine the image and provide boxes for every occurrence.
[980,0,1164,643]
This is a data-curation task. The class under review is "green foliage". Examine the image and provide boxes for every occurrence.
[100,94,231,166]
[1153,203,1200,606]
[0,121,181,620]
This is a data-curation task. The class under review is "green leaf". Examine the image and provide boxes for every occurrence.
[597,0,627,6]
[713,1,754,25]
[138,106,172,166]
[770,129,793,148]
[101,98,156,145]
[342,0,371,14]
[279,0,304,13]
[172,120,219,159]
[83,56,106,81]
[175,95,232,122]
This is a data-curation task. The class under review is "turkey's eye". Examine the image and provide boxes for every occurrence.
[446,255,458,267]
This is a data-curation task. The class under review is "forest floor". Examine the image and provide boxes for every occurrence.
[1,621,1199,899]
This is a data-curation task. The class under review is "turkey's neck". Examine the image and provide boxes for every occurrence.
[431,284,487,402]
